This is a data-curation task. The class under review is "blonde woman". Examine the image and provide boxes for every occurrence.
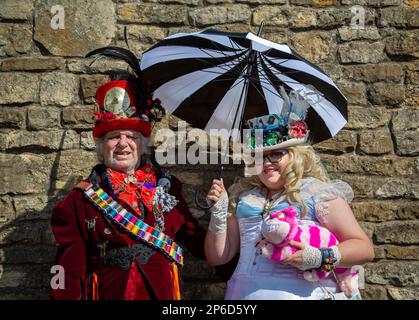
[205,110,374,300]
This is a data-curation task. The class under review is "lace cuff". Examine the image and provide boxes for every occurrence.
[313,180,354,224]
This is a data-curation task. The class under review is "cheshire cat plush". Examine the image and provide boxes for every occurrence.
[259,206,359,297]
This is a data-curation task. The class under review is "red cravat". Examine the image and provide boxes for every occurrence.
[107,164,156,217]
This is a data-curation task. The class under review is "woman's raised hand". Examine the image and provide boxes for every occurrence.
[207,179,227,204]
[207,179,229,235]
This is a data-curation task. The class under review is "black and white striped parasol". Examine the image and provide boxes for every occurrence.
[140,27,348,144]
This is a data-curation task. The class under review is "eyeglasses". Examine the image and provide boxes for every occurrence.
[263,150,288,163]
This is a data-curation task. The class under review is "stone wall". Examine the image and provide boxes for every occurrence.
[0,0,417,300]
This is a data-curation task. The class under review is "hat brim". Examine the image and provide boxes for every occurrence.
[246,137,307,153]
[93,118,151,138]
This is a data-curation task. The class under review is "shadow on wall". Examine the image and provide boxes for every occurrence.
[0,134,82,299]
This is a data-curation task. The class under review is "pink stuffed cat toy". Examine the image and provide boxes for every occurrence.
[259,206,359,297]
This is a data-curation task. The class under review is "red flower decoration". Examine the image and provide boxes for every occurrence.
[288,120,308,138]
[94,111,117,125]
[146,99,152,107]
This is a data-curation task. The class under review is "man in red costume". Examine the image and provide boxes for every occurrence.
[50,74,207,300]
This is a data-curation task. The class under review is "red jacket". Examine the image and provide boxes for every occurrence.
[50,166,206,300]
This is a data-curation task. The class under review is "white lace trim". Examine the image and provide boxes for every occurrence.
[310,179,354,223]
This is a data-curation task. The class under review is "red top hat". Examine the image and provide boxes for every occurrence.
[93,80,152,138]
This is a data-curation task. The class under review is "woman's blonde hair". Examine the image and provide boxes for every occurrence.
[227,144,330,218]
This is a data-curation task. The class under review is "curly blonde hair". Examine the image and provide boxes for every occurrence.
[227,144,330,218]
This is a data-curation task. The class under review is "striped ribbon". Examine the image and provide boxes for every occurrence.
[84,185,184,266]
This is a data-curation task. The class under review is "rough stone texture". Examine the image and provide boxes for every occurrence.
[393,130,419,156]
[0,23,33,56]
[338,82,367,105]
[379,7,419,27]
[358,129,394,155]
[385,30,419,58]
[0,0,34,20]
[0,0,417,301]
[368,83,405,106]
[117,4,187,24]
[0,57,64,72]
[0,107,26,129]
[253,6,288,27]
[315,130,357,154]
[27,106,61,130]
[392,109,419,131]
[339,41,386,64]
[0,73,39,104]
[290,31,336,63]
[0,153,52,195]
[346,106,389,129]
[62,106,95,129]
[191,5,251,27]
[365,261,419,286]
[338,27,381,42]
[342,63,404,83]
[374,221,419,244]
[34,0,116,57]
[387,287,419,300]
[40,73,80,107]
[1,130,79,151]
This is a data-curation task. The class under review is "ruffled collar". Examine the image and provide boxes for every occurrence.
[107,163,157,216]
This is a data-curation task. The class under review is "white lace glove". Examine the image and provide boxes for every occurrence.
[208,192,229,235]
[301,245,341,270]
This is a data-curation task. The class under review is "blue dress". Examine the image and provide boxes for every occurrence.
[224,177,357,300]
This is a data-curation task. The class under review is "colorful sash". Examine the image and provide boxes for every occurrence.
[84,184,184,266]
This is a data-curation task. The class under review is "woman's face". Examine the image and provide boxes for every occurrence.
[257,149,290,192]
[102,129,142,174]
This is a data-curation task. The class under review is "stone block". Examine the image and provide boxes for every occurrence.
[0,57,64,72]
[117,4,187,24]
[338,82,367,105]
[368,83,405,106]
[375,178,418,199]
[374,221,419,244]
[339,41,386,64]
[27,106,60,130]
[393,130,419,156]
[67,58,127,74]
[315,130,356,154]
[290,31,336,63]
[40,73,80,107]
[392,108,419,131]
[0,153,52,194]
[62,105,94,129]
[80,75,110,104]
[365,261,419,286]
[386,30,419,58]
[0,0,33,20]
[252,6,287,27]
[34,0,116,57]
[0,23,32,56]
[190,5,251,26]
[80,131,96,150]
[0,73,39,104]
[2,130,79,151]
[359,129,393,155]
[346,106,388,129]
[0,107,26,129]
[387,287,419,300]
[379,6,419,27]
[338,27,381,42]
[342,63,404,83]
[0,196,14,225]
[361,284,389,300]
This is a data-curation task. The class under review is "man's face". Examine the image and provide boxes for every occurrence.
[103,129,142,174]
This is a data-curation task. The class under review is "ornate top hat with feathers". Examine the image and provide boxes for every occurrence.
[243,87,310,152]
[86,47,164,139]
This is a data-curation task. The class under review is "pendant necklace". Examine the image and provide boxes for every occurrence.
[253,187,286,266]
